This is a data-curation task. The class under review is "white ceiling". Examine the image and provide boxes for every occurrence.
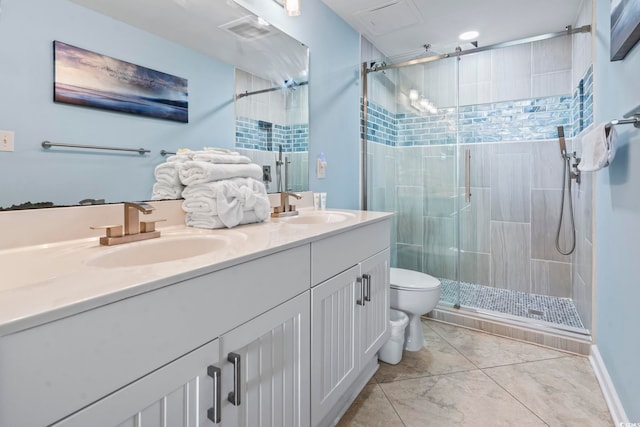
[322,0,585,61]
[69,0,308,85]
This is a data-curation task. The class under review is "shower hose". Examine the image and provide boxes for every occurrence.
[556,156,577,255]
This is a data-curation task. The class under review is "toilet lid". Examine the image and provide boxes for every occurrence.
[390,268,441,290]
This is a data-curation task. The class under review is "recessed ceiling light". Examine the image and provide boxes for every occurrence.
[459,31,479,41]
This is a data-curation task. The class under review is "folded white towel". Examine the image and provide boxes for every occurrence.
[151,182,184,200]
[179,161,263,185]
[185,210,266,229]
[578,123,618,172]
[154,162,181,185]
[203,147,239,155]
[166,153,194,163]
[192,152,251,164]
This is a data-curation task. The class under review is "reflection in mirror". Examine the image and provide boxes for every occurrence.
[234,68,309,193]
[0,0,309,210]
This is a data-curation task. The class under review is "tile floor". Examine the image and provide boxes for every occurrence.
[439,279,585,329]
[338,319,612,427]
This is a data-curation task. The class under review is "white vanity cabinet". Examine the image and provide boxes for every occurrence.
[53,338,222,427]
[218,291,311,427]
[0,245,310,427]
[310,220,391,427]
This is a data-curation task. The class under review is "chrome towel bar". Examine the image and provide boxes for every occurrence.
[42,140,150,155]
[160,150,176,156]
[608,104,640,129]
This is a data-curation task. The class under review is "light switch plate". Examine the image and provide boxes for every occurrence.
[0,130,14,152]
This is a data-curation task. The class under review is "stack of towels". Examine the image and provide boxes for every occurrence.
[151,150,192,200]
[178,149,270,229]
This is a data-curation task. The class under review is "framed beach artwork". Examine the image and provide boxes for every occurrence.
[611,0,640,61]
[53,41,188,122]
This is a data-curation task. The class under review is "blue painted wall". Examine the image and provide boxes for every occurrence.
[0,0,235,207]
[594,0,640,420]
[235,0,361,209]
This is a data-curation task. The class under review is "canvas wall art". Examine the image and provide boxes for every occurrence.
[54,41,188,122]
[611,0,640,61]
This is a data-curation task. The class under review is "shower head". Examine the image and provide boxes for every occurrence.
[557,126,567,159]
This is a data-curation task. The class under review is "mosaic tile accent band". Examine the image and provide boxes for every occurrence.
[439,278,584,329]
[363,65,593,145]
[236,116,308,152]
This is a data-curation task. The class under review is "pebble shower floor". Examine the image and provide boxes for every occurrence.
[439,279,585,329]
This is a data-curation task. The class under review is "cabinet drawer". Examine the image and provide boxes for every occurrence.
[311,219,390,286]
[0,244,310,427]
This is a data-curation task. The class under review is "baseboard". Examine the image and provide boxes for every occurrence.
[590,345,629,424]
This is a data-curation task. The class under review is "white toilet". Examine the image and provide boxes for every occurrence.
[389,268,441,351]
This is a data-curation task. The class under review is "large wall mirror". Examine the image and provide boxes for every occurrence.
[0,0,308,210]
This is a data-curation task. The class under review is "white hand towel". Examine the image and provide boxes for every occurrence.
[166,152,194,163]
[179,161,263,185]
[181,197,216,213]
[182,178,269,220]
[192,152,252,164]
[578,123,618,172]
[151,182,183,200]
[154,162,181,185]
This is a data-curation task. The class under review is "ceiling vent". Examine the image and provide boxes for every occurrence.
[354,0,423,36]
[219,15,277,41]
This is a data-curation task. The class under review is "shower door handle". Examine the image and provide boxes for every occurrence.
[465,149,471,203]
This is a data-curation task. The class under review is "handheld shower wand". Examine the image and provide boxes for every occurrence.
[556,126,577,255]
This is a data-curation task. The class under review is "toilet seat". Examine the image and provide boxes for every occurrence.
[390,267,441,291]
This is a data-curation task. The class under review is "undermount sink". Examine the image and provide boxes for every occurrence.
[85,235,236,268]
[275,211,356,225]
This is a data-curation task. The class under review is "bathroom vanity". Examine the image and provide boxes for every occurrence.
[0,201,391,427]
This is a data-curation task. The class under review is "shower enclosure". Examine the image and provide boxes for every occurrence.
[363,27,593,337]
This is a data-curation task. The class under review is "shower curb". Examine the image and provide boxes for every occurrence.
[427,306,592,355]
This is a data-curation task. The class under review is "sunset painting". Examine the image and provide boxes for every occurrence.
[54,41,188,122]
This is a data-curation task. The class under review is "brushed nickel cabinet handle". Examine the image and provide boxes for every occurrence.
[227,352,241,406]
[207,365,221,423]
[363,274,372,302]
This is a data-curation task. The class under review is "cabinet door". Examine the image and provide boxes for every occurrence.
[218,291,310,427]
[53,339,221,427]
[310,265,360,427]
[359,248,390,364]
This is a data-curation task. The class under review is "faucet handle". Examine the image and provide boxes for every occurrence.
[90,224,124,238]
[140,219,166,233]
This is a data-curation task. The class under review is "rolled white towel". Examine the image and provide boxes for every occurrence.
[179,161,263,185]
[151,182,183,200]
[186,210,266,230]
[182,178,269,227]
[166,152,194,163]
[192,152,252,164]
[154,162,181,185]
[182,177,250,199]
[215,179,269,227]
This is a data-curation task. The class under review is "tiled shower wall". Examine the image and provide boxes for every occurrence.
[364,30,594,329]
[234,69,309,192]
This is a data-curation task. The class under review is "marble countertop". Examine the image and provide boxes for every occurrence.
[0,207,392,335]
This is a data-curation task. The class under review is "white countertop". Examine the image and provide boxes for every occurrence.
[0,206,392,336]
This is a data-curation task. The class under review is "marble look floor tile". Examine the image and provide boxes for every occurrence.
[484,357,614,427]
[375,322,475,383]
[336,383,404,427]
[427,320,566,368]
[381,370,546,427]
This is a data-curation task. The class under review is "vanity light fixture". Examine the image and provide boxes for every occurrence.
[459,30,479,41]
[273,0,301,16]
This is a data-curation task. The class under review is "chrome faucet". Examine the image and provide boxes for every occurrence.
[91,202,164,246]
[271,192,302,218]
